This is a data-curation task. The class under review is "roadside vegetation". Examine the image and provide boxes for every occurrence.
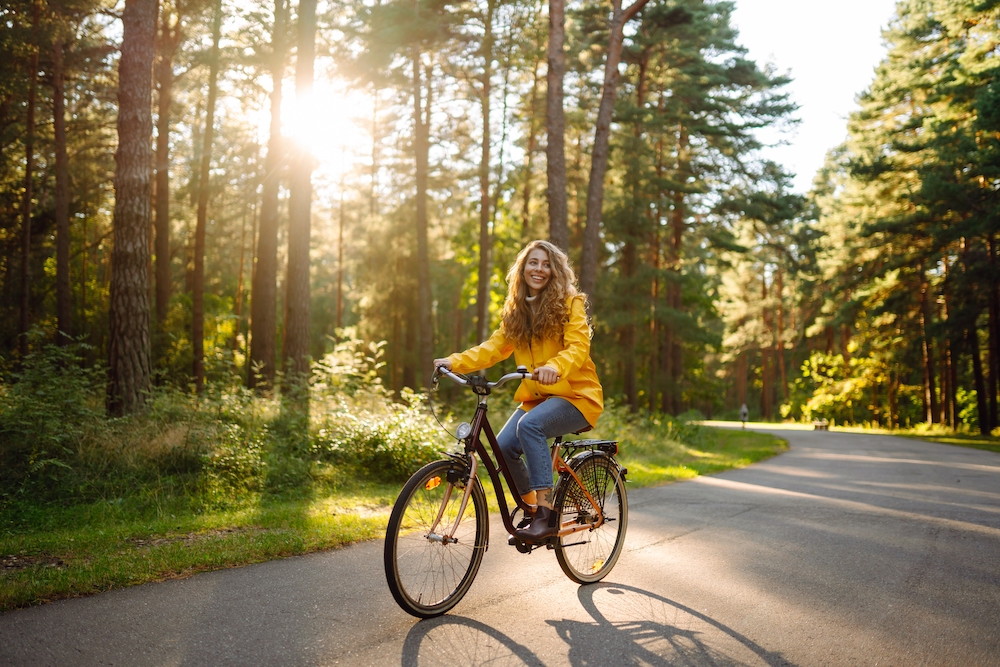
[704,419,1000,455]
[0,341,785,611]
[830,424,1000,455]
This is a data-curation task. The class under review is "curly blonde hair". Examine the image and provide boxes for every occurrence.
[500,240,584,348]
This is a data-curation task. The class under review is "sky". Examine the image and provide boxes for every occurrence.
[729,0,900,193]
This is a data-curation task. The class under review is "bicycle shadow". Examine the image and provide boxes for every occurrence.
[398,584,793,667]
[401,615,546,667]
[546,583,796,667]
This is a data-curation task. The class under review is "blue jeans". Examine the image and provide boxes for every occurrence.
[496,398,590,494]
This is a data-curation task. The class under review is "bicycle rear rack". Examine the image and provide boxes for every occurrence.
[555,438,619,457]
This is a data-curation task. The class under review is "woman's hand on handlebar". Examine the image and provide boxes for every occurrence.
[533,365,559,385]
[433,358,452,373]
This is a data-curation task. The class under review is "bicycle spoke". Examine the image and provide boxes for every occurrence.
[385,460,488,617]
[555,453,628,583]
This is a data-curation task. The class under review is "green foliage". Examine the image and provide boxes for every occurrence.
[200,420,268,501]
[791,0,1000,434]
[0,339,105,496]
[0,332,445,512]
[312,391,442,483]
[592,400,707,452]
[309,335,443,482]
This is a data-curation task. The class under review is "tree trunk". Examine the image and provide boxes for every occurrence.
[545,0,568,249]
[888,369,897,429]
[648,219,660,412]
[476,0,495,345]
[969,326,989,435]
[942,256,957,429]
[391,307,402,394]
[107,0,157,416]
[233,203,250,353]
[522,60,540,239]
[192,0,222,394]
[761,276,771,420]
[248,0,286,390]
[648,109,664,413]
[53,33,72,343]
[413,50,434,386]
[668,236,683,414]
[739,350,748,411]
[20,2,40,358]
[919,272,939,424]
[370,90,380,219]
[622,239,636,409]
[941,339,952,428]
[154,9,181,336]
[621,53,648,412]
[987,236,999,431]
[579,0,650,302]
[660,318,672,414]
[336,184,345,331]
[948,337,958,429]
[665,125,687,415]
[776,267,787,401]
[403,275,418,389]
[284,0,318,395]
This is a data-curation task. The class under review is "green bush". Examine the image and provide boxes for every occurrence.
[0,341,105,498]
[201,423,268,499]
[592,400,707,452]
[312,389,444,482]
[0,331,452,513]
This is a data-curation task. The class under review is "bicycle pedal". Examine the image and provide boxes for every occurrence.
[509,537,534,554]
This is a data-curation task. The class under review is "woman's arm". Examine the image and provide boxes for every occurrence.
[445,327,514,373]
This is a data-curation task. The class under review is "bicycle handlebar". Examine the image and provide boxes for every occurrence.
[433,366,531,390]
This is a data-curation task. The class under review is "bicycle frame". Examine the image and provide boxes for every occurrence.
[431,388,606,544]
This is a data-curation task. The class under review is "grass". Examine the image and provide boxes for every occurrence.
[0,424,785,612]
[0,481,398,611]
[612,423,787,486]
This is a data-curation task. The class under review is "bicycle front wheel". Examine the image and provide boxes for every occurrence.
[553,452,628,584]
[384,459,488,618]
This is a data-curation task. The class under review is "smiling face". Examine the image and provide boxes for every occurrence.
[523,247,552,296]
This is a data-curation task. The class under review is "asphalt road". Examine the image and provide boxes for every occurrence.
[2,427,999,666]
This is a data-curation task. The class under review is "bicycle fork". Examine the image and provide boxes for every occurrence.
[425,454,479,544]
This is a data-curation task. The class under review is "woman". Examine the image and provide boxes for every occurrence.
[434,240,603,542]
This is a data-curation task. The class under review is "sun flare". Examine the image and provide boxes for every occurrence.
[270,80,374,184]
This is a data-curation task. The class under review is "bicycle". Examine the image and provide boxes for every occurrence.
[383,365,629,618]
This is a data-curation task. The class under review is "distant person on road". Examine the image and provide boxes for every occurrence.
[740,403,749,429]
[433,240,603,543]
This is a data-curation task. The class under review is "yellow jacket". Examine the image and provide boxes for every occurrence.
[446,295,604,426]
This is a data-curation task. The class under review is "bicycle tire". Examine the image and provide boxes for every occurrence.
[553,451,628,584]
[384,459,489,618]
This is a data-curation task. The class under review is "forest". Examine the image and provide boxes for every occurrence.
[1,0,998,451]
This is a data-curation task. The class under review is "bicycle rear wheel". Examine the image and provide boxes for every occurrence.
[384,459,488,618]
[553,452,628,584]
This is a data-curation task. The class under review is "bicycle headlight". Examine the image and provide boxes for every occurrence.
[456,422,472,440]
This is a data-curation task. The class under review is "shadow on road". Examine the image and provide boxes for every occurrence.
[551,583,795,667]
[399,584,794,667]
[401,615,545,666]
